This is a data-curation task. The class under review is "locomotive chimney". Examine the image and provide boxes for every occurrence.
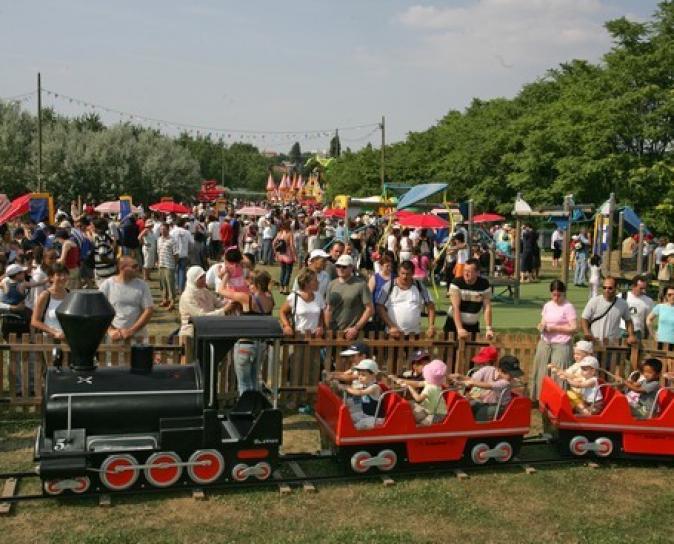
[56,291,115,371]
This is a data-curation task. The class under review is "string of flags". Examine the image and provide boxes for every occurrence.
[8,88,380,145]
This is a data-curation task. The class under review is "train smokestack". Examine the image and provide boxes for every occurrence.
[56,291,115,371]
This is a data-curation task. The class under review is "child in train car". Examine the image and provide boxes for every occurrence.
[401,359,448,426]
[462,356,524,421]
[616,358,663,419]
[548,340,595,399]
[556,357,603,416]
[337,359,385,430]
[401,350,431,381]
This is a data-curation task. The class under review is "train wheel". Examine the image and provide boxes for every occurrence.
[44,480,63,496]
[144,452,183,488]
[594,437,614,458]
[232,463,250,482]
[493,441,514,463]
[377,449,397,472]
[72,476,91,494]
[569,435,589,456]
[253,462,271,481]
[188,450,225,485]
[471,443,490,465]
[100,454,140,491]
[350,451,372,473]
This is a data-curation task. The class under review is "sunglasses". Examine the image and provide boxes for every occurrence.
[602,286,615,290]
[335,264,349,269]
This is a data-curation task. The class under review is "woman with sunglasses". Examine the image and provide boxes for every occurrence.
[647,286,674,345]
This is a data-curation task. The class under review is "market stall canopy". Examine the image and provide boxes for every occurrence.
[472,212,505,224]
[236,206,268,217]
[0,193,32,226]
[397,212,448,229]
[396,183,447,210]
[149,201,191,214]
[323,208,346,218]
[94,201,139,214]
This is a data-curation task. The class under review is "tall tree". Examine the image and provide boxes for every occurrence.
[329,132,341,158]
[289,141,302,165]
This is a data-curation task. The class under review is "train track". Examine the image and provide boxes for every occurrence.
[0,441,587,509]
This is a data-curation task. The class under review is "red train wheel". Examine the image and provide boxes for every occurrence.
[188,450,225,485]
[594,437,613,458]
[72,476,91,494]
[350,451,372,474]
[253,462,271,481]
[144,452,182,488]
[494,442,513,463]
[569,436,589,457]
[44,480,63,496]
[377,449,397,472]
[100,455,140,491]
[471,443,490,465]
[232,463,249,482]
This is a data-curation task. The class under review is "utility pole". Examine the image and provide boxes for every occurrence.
[380,115,385,193]
[37,72,43,193]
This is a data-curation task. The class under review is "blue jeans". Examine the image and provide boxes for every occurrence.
[262,239,273,265]
[279,262,293,288]
[574,253,587,285]
[175,257,189,293]
[233,341,264,395]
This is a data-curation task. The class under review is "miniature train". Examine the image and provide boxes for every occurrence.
[34,291,674,496]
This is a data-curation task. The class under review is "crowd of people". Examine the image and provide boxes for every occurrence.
[0,197,673,407]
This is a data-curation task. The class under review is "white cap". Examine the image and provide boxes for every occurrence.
[5,264,26,277]
[579,356,599,370]
[352,359,379,374]
[335,255,354,267]
[309,249,329,261]
[662,242,674,256]
[574,340,594,354]
[59,220,72,229]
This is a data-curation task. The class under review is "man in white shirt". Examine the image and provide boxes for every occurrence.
[622,275,654,340]
[376,260,436,338]
[387,228,399,260]
[207,216,222,260]
[551,227,564,268]
[261,220,274,265]
[170,218,193,293]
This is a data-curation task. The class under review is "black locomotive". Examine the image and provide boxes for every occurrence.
[35,291,283,495]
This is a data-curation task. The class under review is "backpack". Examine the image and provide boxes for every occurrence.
[273,238,287,254]
[79,236,94,264]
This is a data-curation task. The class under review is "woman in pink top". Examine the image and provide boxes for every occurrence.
[410,247,430,282]
[531,279,578,401]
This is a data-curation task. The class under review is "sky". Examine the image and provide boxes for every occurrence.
[0,0,662,153]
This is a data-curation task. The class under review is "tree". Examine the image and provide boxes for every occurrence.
[329,132,341,158]
[289,141,302,165]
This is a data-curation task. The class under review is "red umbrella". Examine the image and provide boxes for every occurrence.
[323,208,346,218]
[149,201,191,214]
[472,212,505,224]
[397,212,448,229]
[0,193,32,226]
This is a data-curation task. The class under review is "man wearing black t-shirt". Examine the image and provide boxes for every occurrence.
[444,258,494,339]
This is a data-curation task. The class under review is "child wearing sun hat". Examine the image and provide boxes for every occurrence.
[401,359,448,426]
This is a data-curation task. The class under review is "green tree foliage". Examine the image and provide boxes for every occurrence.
[325,2,674,232]
[289,141,302,166]
[329,132,341,158]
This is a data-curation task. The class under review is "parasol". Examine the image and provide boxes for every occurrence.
[472,212,505,224]
[149,201,191,214]
[397,212,448,229]
[95,201,139,214]
[236,206,268,217]
[323,208,346,219]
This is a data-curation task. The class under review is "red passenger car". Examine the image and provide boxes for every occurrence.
[539,376,674,458]
[315,383,531,472]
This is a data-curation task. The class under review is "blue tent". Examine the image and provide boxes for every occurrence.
[396,183,447,210]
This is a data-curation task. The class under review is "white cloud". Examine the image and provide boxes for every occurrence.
[396,0,614,72]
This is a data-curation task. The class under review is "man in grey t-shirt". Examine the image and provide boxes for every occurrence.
[581,276,636,344]
[99,257,154,340]
[325,254,373,339]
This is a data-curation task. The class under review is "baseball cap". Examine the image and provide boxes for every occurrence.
[579,356,599,369]
[471,346,499,365]
[422,360,447,385]
[5,264,26,277]
[340,341,371,357]
[352,359,379,374]
[309,249,329,261]
[498,355,524,377]
[335,255,354,267]
[574,340,594,354]
[408,350,431,364]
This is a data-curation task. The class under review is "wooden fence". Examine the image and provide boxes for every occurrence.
[2,331,674,409]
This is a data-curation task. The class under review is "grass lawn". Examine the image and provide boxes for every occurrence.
[1,414,673,544]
